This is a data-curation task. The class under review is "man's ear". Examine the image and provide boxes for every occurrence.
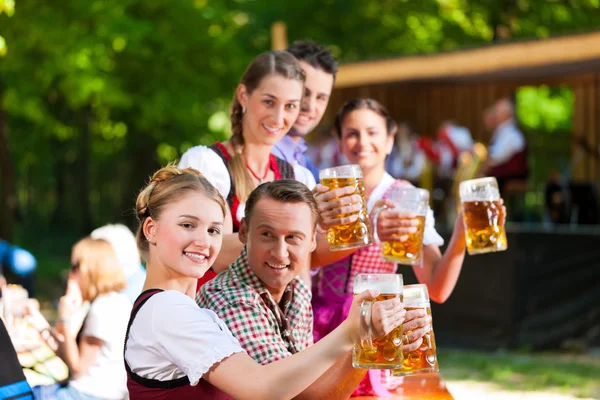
[239,218,249,245]
[309,232,317,253]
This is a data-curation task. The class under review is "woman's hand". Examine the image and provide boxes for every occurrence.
[57,275,83,337]
[401,308,432,353]
[313,184,362,231]
[370,295,405,337]
[372,199,419,243]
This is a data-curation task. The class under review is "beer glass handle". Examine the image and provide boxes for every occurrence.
[360,300,374,351]
[370,204,388,245]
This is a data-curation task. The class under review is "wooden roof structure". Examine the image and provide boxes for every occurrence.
[323,31,600,185]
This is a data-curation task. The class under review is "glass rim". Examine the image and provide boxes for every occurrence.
[390,186,430,201]
[403,284,430,304]
[319,164,363,179]
[459,176,499,190]
[353,273,403,294]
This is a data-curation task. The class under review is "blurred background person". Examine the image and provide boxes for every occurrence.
[418,121,474,179]
[32,237,131,400]
[0,238,37,297]
[385,121,426,185]
[91,223,146,304]
[481,98,529,192]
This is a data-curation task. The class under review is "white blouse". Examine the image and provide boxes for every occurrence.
[125,290,243,386]
[179,145,316,222]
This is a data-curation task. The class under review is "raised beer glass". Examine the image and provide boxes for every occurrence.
[373,186,429,265]
[459,177,507,255]
[319,164,372,250]
[392,284,439,377]
[352,273,404,369]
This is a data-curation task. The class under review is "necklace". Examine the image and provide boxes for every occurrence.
[244,159,270,183]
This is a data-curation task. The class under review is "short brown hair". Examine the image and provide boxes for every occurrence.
[71,237,127,302]
[244,180,320,232]
[134,164,227,262]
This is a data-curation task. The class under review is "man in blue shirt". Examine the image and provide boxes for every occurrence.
[272,41,338,181]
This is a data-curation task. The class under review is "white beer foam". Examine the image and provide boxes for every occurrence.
[319,164,363,179]
[354,280,402,295]
[460,177,500,202]
[403,285,430,305]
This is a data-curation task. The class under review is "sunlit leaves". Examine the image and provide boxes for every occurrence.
[517,86,574,133]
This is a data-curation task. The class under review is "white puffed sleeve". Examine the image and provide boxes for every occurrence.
[293,164,316,190]
[178,146,231,199]
[423,207,444,247]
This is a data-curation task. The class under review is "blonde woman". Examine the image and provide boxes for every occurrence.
[33,238,131,400]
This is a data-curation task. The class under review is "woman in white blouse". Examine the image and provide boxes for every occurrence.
[179,51,364,280]
[124,165,404,399]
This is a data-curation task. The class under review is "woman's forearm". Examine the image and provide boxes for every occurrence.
[310,233,357,268]
[57,328,81,376]
[417,226,466,303]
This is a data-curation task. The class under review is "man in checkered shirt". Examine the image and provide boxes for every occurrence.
[198,180,379,398]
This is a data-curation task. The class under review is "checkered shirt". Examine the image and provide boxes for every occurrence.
[197,247,313,365]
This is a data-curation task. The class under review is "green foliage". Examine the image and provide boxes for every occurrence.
[1,0,599,237]
[517,86,574,133]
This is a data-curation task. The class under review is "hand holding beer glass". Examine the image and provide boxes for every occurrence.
[318,165,372,250]
[352,273,405,369]
[460,177,507,255]
[393,284,439,377]
[372,186,429,265]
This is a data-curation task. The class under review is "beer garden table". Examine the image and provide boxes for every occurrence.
[357,373,454,399]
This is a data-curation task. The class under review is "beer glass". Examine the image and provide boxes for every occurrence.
[373,186,429,265]
[319,164,372,250]
[392,284,439,377]
[459,177,507,255]
[352,273,404,369]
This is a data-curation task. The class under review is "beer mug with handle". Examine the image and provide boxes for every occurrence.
[352,273,404,369]
[372,186,429,265]
[393,284,439,377]
[319,164,372,250]
[460,177,507,255]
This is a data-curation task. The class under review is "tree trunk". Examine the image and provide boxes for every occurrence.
[77,108,93,234]
[0,101,16,241]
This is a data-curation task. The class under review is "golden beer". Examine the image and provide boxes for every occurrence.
[460,177,508,255]
[352,274,404,369]
[320,165,372,250]
[382,215,426,264]
[462,200,507,254]
[374,186,430,265]
[393,284,439,377]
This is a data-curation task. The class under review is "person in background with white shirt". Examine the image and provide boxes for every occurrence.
[481,98,529,192]
[32,237,131,400]
[91,224,146,304]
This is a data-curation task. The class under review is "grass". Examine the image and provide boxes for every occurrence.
[438,348,600,398]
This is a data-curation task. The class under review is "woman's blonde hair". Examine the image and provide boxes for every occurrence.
[71,237,127,302]
[229,50,305,202]
[134,164,226,262]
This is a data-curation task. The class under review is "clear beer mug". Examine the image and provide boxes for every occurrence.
[352,273,404,369]
[372,186,429,265]
[392,284,439,377]
[459,177,507,255]
[319,164,372,250]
